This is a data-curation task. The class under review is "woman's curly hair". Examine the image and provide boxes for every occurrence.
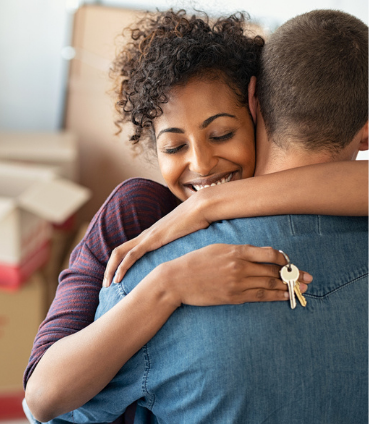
[111,9,264,149]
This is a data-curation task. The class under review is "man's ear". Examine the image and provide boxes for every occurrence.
[358,121,368,151]
[248,76,257,124]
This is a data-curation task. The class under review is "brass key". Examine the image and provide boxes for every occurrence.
[294,281,307,307]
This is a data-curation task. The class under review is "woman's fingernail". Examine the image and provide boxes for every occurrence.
[302,273,313,283]
[103,278,107,287]
[300,283,308,292]
[284,291,290,299]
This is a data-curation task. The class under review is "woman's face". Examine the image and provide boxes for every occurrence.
[154,77,256,201]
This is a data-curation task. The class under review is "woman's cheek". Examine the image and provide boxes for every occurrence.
[158,156,181,188]
[236,141,256,177]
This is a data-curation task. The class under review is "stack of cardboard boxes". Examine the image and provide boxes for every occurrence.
[0,4,163,418]
[0,132,91,419]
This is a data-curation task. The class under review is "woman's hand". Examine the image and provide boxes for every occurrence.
[103,193,210,287]
[155,244,313,307]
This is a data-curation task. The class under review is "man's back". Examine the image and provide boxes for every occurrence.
[74,214,367,424]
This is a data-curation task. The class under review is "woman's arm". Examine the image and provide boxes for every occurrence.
[24,179,178,421]
[25,264,179,421]
[105,160,367,284]
[201,160,368,221]
[26,244,311,422]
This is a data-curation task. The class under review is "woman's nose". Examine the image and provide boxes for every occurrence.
[187,143,218,175]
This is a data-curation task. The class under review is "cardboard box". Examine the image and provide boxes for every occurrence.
[65,5,165,222]
[0,273,46,419]
[0,131,79,181]
[0,162,91,290]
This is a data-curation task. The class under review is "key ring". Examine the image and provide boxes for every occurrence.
[279,250,292,271]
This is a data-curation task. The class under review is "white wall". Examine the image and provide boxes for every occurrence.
[0,0,70,131]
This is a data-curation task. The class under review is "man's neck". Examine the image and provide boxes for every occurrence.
[253,111,358,176]
[255,144,335,176]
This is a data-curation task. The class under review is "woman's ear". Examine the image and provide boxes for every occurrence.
[248,76,257,124]
[358,121,368,151]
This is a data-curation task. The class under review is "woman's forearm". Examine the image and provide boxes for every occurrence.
[199,161,368,221]
[25,265,177,422]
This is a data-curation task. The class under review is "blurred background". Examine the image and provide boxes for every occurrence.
[0,0,367,421]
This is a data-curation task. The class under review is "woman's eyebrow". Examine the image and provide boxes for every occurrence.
[156,127,185,140]
[201,113,236,129]
[156,113,237,140]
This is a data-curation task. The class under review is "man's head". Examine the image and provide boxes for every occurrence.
[255,9,368,162]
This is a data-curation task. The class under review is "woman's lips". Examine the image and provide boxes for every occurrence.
[189,172,235,192]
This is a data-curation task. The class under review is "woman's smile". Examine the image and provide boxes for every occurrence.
[186,171,236,192]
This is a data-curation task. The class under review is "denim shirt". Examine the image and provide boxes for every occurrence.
[34,215,368,424]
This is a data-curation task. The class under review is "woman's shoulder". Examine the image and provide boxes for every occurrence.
[85,178,177,245]
[105,177,177,209]
[112,177,174,199]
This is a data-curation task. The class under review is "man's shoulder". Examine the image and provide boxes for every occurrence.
[216,214,367,237]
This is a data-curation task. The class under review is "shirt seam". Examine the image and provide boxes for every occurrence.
[117,280,128,297]
[305,272,368,299]
[142,344,156,410]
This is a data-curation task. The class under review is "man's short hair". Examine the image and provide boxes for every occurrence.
[257,10,368,153]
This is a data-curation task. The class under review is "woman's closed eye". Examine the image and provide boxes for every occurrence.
[210,131,235,142]
[160,130,236,154]
[162,144,186,154]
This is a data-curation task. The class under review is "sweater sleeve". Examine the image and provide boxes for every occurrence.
[23,178,177,388]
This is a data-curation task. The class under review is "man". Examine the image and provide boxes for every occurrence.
[29,9,368,424]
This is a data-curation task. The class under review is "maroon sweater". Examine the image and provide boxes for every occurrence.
[24,178,177,421]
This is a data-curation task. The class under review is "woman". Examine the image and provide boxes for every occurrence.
[24,9,366,423]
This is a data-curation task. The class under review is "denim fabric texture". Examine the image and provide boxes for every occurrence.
[42,215,368,424]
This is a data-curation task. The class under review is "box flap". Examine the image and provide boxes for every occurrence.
[18,178,91,224]
[0,160,56,181]
[0,198,16,221]
[0,132,77,162]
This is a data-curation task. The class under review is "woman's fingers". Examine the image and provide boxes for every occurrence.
[239,275,286,293]
[299,270,313,285]
[235,244,288,266]
[230,286,289,304]
[103,238,140,287]
[115,245,148,282]
[104,230,165,286]
[103,246,126,287]
[239,262,313,289]
[234,245,313,287]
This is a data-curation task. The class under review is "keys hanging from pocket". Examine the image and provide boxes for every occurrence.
[279,251,307,309]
